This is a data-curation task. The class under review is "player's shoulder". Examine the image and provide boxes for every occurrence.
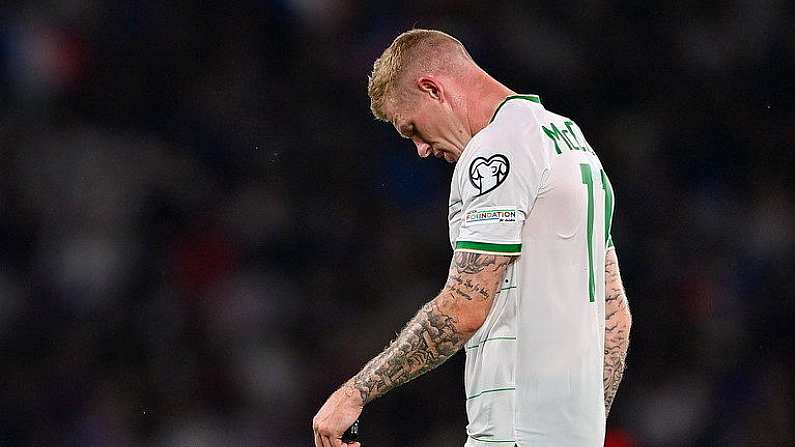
[454,95,549,178]
[492,94,544,125]
[481,95,545,144]
[463,95,542,159]
[452,102,522,185]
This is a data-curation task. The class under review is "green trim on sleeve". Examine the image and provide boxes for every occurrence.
[455,241,522,254]
[490,94,542,123]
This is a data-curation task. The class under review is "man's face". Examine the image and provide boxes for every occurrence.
[388,91,468,164]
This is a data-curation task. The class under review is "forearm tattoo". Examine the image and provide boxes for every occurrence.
[603,250,632,416]
[349,296,464,404]
[349,252,511,404]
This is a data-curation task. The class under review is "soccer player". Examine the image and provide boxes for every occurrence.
[312,29,632,447]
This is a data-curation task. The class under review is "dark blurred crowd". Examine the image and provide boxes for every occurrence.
[0,1,793,446]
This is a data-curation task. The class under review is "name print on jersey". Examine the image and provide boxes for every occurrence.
[541,120,594,155]
[469,154,510,196]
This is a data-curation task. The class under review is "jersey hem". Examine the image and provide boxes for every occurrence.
[466,435,516,445]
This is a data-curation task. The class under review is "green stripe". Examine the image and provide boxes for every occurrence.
[456,241,521,253]
[466,386,516,400]
[490,94,542,122]
[580,164,596,303]
[468,436,516,444]
[465,336,516,351]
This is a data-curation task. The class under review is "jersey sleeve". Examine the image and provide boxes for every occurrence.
[455,103,550,256]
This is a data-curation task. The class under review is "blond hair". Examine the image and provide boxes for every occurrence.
[367,29,471,121]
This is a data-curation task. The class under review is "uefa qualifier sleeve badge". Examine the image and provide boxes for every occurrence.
[469,154,509,196]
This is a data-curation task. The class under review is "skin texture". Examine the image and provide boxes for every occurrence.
[312,252,513,447]
[603,248,632,416]
[382,50,515,164]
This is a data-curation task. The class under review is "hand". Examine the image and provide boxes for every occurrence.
[312,383,364,447]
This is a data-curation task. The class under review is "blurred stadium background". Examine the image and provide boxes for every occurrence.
[0,1,793,446]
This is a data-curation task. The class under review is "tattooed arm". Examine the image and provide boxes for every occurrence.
[603,248,632,417]
[348,251,513,403]
[312,251,513,447]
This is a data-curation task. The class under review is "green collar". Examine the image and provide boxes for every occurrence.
[490,94,542,123]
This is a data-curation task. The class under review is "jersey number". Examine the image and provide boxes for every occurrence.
[580,164,614,303]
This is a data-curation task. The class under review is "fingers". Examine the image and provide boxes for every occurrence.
[313,386,364,447]
[313,420,334,447]
[313,416,338,447]
[321,429,349,447]
[320,433,335,447]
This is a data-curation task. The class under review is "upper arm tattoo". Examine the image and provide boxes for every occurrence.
[451,251,511,274]
[444,251,513,302]
[605,251,626,304]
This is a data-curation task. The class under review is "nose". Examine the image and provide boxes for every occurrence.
[415,140,431,158]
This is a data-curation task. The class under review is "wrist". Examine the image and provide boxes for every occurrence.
[342,380,367,407]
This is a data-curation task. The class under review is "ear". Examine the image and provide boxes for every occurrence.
[417,76,443,102]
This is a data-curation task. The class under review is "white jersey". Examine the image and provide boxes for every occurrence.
[448,95,615,447]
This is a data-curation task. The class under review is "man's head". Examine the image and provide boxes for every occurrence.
[368,29,503,163]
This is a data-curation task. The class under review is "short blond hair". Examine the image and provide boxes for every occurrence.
[368,29,471,121]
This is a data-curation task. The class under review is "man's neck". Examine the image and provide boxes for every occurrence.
[466,76,516,137]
